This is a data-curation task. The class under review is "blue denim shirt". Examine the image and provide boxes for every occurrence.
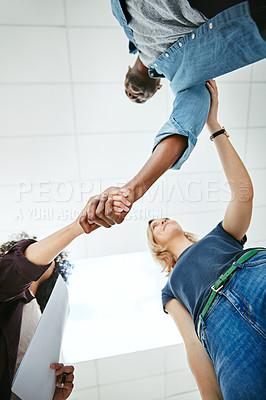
[111,1,266,169]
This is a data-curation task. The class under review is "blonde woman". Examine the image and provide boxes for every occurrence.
[147,80,266,400]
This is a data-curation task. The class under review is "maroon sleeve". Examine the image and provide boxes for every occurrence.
[0,239,52,302]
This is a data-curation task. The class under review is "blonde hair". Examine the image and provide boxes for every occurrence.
[147,220,198,276]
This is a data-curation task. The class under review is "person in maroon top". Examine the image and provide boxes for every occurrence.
[0,193,127,400]
[0,238,75,400]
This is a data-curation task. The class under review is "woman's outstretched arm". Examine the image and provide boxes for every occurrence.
[24,195,115,265]
[206,80,253,241]
[24,221,85,266]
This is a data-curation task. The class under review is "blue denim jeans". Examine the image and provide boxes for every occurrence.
[200,251,266,400]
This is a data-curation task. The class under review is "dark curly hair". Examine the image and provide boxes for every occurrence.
[0,232,74,313]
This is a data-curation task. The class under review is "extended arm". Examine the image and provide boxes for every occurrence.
[124,135,188,201]
[24,196,111,265]
[206,80,253,241]
[79,134,188,232]
[0,196,123,302]
[24,222,84,266]
[80,83,211,231]
[166,299,223,400]
[25,192,129,265]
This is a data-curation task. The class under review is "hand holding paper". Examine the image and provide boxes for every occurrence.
[12,276,70,400]
[51,363,74,400]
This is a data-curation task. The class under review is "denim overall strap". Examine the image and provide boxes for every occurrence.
[197,248,265,340]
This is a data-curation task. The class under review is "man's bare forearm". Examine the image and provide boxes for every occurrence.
[124,134,188,201]
[82,135,188,230]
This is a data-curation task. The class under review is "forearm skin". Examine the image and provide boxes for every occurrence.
[24,222,83,265]
[124,135,188,201]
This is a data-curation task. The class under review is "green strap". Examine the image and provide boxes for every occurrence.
[201,249,262,320]
[234,248,260,264]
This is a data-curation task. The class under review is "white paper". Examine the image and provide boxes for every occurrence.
[12,275,69,400]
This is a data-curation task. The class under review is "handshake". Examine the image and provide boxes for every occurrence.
[78,185,136,233]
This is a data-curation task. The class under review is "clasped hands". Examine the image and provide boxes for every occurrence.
[79,186,135,233]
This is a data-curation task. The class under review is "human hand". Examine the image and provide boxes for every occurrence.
[75,196,103,235]
[79,187,135,232]
[51,363,74,400]
[77,191,129,234]
[206,80,221,133]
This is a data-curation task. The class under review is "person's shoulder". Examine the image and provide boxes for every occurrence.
[161,281,174,313]
[0,238,36,261]
[193,221,225,244]
[212,220,224,234]
[207,220,247,246]
[162,277,174,297]
[161,280,170,294]
[10,239,37,253]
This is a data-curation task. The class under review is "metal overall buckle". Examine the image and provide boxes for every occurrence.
[211,283,224,293]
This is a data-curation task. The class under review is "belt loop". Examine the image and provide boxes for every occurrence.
[232,261,244,269]
[197,315,204,341]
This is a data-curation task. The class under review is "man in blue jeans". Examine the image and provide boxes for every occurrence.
[79,1,266,232]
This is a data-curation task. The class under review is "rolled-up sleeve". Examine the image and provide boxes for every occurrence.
[153,83,211,170]
[0,239,52,302]
[162,284,174,314]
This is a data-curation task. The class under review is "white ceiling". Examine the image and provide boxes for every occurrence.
[1,1,266,399]
[0,0,265,261]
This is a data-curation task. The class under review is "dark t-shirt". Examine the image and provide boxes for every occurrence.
[161,222,250,330]
[188,0,243,19]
